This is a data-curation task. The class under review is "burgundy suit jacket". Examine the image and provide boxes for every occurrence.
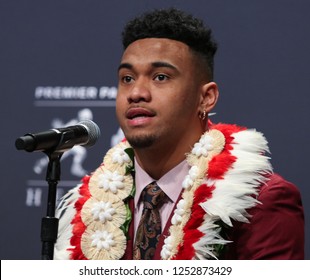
[122,173,304,260]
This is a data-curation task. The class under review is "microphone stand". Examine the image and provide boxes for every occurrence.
[40,151,63,260]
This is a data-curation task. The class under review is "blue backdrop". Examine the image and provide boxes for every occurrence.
[1,0,309,259]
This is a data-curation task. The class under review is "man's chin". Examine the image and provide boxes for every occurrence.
[126,134,157,149]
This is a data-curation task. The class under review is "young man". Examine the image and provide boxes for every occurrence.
[54,8,304,260]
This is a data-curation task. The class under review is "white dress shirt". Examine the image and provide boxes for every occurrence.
[134,158,190,236]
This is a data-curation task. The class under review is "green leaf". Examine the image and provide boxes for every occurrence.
[120,203,132,240]
[124,147,134,162]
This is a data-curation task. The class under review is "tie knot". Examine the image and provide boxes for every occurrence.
[142,182,166,209]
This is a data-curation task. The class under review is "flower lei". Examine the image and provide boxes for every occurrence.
[64,124,271,260]
[76,142,135,260]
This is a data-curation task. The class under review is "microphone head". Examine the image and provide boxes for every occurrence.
[78,120,101,147]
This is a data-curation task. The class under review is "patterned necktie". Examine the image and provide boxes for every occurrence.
[133,182,167,260]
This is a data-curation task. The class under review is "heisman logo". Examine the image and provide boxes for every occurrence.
[27,108,123,207]
[33,108,93,177]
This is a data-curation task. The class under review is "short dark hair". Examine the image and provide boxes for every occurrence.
[122,8,217,80]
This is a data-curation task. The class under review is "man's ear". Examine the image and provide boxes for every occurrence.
[199,82,219,113]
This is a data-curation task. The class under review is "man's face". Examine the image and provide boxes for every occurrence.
[116,38,206,149]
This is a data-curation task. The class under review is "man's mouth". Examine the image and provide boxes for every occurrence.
[126,108,155,119]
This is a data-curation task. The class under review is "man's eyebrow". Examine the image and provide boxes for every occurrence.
[118,61,178,72]
[118,63,133,72]
[151,61,178,70]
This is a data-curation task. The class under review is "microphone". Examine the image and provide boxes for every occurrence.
[15,120,101,153]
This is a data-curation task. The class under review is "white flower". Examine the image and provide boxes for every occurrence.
[91,201,116,223]
[192,134,213,157]
[171,199,186,225]
[91,230,115,250]
[182,166,199,189]
[111,147,131,165]
[182,175,193,189]
[161,236,173,259]
[98,170,125,193]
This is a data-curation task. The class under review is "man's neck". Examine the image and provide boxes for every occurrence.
[133,132,203,180]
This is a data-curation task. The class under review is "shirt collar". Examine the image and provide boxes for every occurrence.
[134,158,190,207]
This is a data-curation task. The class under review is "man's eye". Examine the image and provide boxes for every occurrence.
[154,74,168,81]
[122,76,134,83]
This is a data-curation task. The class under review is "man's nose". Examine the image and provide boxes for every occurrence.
[127,78,151,103]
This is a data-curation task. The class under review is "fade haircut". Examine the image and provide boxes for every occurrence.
[122,8,218,81]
